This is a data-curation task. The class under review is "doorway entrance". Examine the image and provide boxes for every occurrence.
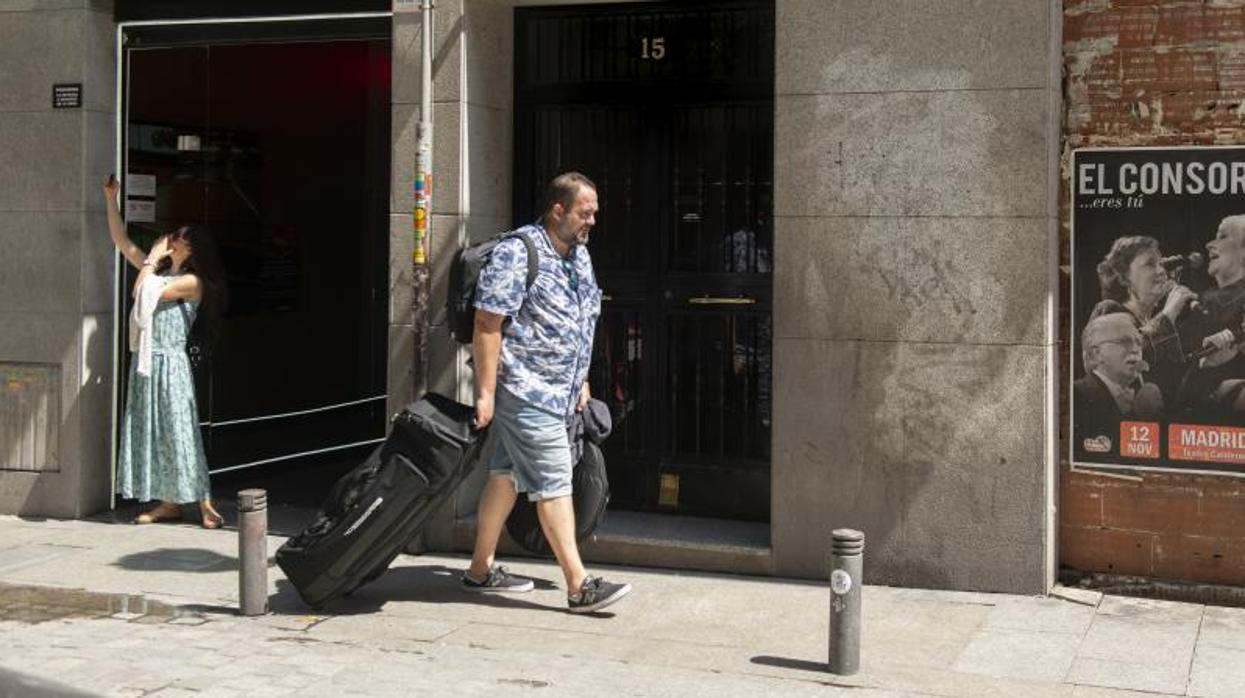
[118,17,391,506]
[514,1,775,522]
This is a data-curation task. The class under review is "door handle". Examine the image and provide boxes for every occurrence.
[687,296,756,305]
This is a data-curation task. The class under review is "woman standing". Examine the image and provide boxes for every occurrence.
[1091,235,1197,405]
[103,175,225,528]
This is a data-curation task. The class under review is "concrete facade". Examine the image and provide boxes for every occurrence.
[0,0,116,518]
[767,0,1062,593]
[0,0,1063,594]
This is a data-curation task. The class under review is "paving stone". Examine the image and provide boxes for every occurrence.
[308,611,462,644]
[1077,614,1199,666]
[1198,606,1245,652]
[1188,642,1245,698]
[985,596,1096,635]
[1070,686,1168,697]
[952,627,1080,683]
[1095,595,1205,624]
[1067,656,1190,695]
[147,689,205,698]
[1050,585,1103,607]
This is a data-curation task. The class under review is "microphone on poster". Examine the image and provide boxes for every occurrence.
[1160,252,1206,271]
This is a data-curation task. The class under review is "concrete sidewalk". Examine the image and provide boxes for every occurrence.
[0,515,1242,697]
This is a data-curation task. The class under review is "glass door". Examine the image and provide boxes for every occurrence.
[119,19,392,505]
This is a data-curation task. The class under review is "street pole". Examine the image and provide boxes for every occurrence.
[238,489,269,616]
[828,528,864,675]
[411,0,434,399]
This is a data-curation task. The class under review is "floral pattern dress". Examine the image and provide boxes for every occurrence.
[115,294,211,503]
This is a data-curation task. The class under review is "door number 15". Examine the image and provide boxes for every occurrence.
[640,37,666,60]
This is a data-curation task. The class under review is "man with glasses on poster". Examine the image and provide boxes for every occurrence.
[1074,313,1165,457]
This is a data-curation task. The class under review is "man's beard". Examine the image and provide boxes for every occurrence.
[558,224,589,248]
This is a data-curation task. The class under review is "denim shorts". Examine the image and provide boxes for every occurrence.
[484,387,573,501]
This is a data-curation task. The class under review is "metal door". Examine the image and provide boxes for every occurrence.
[514,1,774,521]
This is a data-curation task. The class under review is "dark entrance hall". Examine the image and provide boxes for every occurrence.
[119,18,391,508]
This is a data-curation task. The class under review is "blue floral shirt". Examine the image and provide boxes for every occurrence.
[474,224,602,418]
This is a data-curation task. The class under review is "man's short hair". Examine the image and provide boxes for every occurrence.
[1082,313,1134,372]
[543,172,596,218]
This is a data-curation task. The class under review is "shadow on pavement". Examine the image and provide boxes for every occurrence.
[749,655,829,674]
[0,664,99,698]
[269,564,591,617]
[112,548,237,574]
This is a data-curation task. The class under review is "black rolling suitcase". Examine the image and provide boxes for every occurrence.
[276,393,482,609]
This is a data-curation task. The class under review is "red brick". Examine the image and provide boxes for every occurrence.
[1193,494,1245,539]
[1100,485,1201,534]
[1156,7,1245,46]
[1067,50,1123,94]
[1217,51,1245,91]
[1061,525,1156,577]
[1061,480,1105,528]
[1064,0,1102,11]
[1066,7,1159,49]
[1153,534,1245,586]
[1158,90,1245,131]
[1120,50,1218,92]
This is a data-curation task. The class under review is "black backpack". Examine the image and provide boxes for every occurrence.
[446,230,538,343]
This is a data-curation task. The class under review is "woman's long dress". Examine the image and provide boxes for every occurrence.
[116,296,210,503]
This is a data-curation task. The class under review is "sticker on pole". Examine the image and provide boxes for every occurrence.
[831,569,852,595]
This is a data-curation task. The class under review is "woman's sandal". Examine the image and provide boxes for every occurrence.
[134,503,180,525]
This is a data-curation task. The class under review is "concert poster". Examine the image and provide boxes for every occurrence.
[1071,147,1245,475]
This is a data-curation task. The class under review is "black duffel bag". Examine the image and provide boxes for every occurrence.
[505,439,610,556]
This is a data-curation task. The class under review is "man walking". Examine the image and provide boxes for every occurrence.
[464,172,631,613]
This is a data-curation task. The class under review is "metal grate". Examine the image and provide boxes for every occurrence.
[0,364,60,472]
[515,0,775,520]
[668,312,772,464]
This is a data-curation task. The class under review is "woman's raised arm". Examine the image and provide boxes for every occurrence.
[103,174,146,270]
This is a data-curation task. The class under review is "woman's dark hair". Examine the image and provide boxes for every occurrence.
[1096,235,1159,304]
[165,224,226,351]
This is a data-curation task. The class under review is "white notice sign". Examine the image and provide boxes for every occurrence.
[125,199,155,223]
[126,174,156,197]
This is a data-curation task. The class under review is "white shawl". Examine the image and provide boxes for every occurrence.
[128,274,169,377]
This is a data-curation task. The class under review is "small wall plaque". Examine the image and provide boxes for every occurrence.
[53,84,82,109]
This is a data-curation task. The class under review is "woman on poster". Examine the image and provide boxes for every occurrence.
[1089,235,1198,406]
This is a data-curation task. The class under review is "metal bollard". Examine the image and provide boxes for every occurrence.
[238,489,269,616]
[828,528,864,675]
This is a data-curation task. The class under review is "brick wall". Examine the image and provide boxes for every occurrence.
[1062,0,1245,585]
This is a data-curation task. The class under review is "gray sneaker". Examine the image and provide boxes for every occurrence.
[568,576,631,613]
[462,565,534,593]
